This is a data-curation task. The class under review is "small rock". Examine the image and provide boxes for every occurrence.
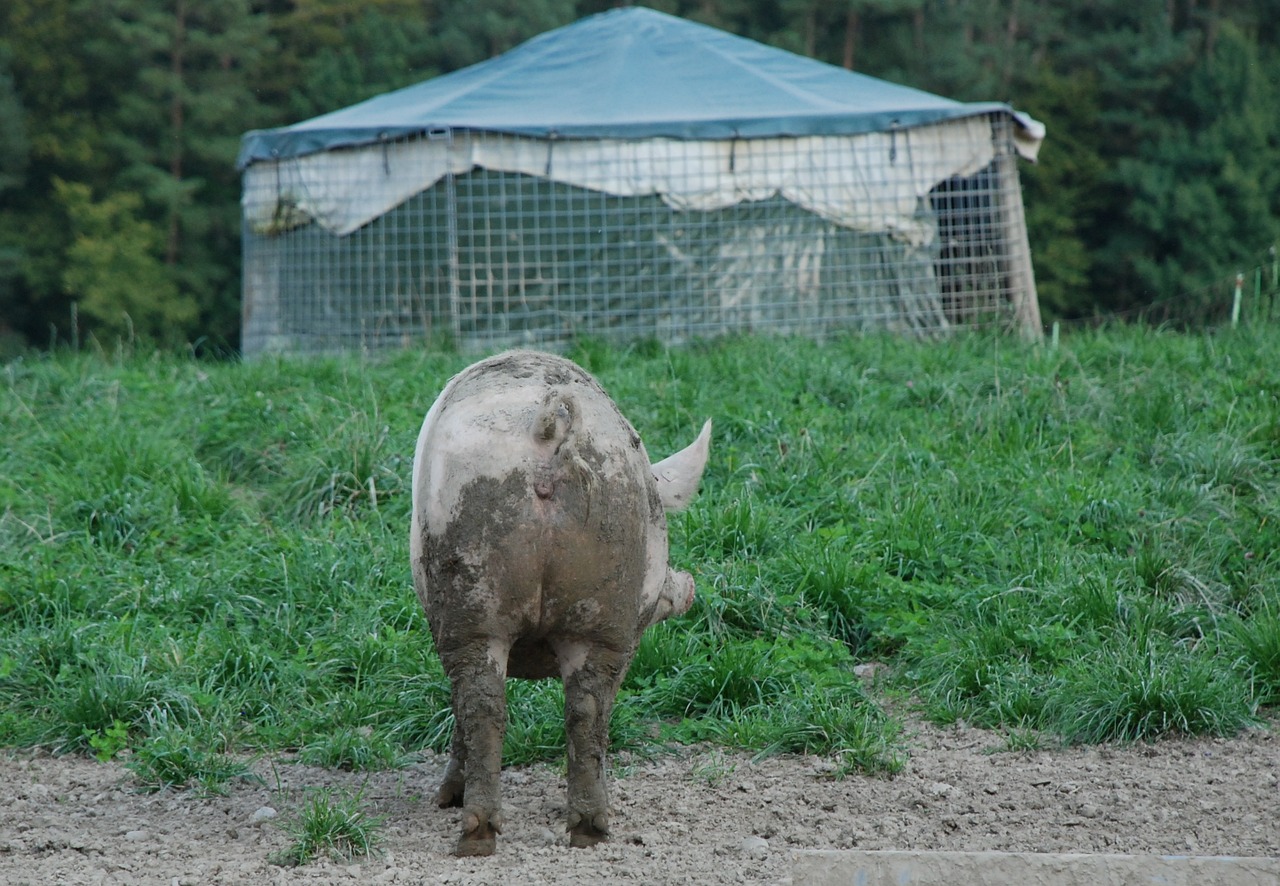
[929,782,954,798]
[741,835,769,858]
[853,662,889,681]
[536,827,557,845]
[249,806,278,824]
[124,830,147,842]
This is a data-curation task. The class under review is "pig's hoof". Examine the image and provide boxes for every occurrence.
[436,783,464,808]
[567,812,609,848]
[455,810,500,856]
[569,828,608,849]
[454,828,497,857]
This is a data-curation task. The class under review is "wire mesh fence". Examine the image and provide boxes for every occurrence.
[241,113,1039,355]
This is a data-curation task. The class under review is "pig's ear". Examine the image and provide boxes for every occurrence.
[651,419,712,512]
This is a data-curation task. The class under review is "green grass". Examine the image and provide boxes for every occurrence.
[271,786,385,866]
[124,710,259,794]
[2,326,1278,795]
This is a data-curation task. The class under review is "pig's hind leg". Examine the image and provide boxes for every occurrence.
[443,645,510,857]
[435,712,467,808]
[557,640,630,848]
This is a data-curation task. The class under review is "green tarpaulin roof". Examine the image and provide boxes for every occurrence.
[238,7,1036,169]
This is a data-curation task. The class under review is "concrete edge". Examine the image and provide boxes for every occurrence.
[790,848,1280,886]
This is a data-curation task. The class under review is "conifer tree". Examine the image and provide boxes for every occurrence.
[1112,21,1280,308]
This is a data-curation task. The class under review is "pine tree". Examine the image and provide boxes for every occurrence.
[430,0,578,71]
[92,0,275,346]
[1111,21,1280,307]
[55,179,196,343]
[0,46,31,353]
[0,0,114,345]
[0,48,27,196]
[285,9,437,120]
[1018,67,1107,319]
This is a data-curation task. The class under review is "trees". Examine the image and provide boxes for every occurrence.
[1,0,1278,351]
[0,0,271,352]
[261,0,440,121]
[86,0,274,347]
[856,0,1280,320]
[1016,69,1106,319]
[1110,21,1280,309]
[1,0,104,349]
[0,47,30,351]
[55,179,195,343]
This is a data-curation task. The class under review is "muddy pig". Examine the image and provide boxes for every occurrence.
[410,350,711,856]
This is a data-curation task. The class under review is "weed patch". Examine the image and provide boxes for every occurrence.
[272,787,384,866]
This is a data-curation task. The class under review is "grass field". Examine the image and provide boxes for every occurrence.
[3,327,1278,794]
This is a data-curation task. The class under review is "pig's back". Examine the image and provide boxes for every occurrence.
[411,351,662,654]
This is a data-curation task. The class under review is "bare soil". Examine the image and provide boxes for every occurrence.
[2,718,1277,885]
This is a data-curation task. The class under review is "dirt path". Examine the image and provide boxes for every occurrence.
[2,719,1276,885]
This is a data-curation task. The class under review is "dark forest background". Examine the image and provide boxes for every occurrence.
[2,0,1278,354]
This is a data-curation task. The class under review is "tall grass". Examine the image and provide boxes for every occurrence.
[2,327,1277,785]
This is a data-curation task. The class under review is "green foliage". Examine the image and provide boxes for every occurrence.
[272,787,385,866]
[47,647,203,751]
[1227,601,1280,707]
[429,0,579,69]
[688,749,736,787]
[55,179,194,343]
[1109,22,1280,310]
[298,728,407,772]
[5,1,1280,347]
[1049,636,1256,743]
[0,45,28,194]
[2,329,1278,789]
[283,8,438,120]
[85,718,130,763]
[998,728,1044,754]
[126,711,256,795]
[693,681,905,777]
[1018,69,1107,318]
[1,0,271,349]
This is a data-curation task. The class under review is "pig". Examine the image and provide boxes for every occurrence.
[410,349,711,857]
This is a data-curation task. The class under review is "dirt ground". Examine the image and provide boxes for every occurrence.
[1,717,1276,885]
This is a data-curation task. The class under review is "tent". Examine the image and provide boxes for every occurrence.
[238,6,1044,354]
